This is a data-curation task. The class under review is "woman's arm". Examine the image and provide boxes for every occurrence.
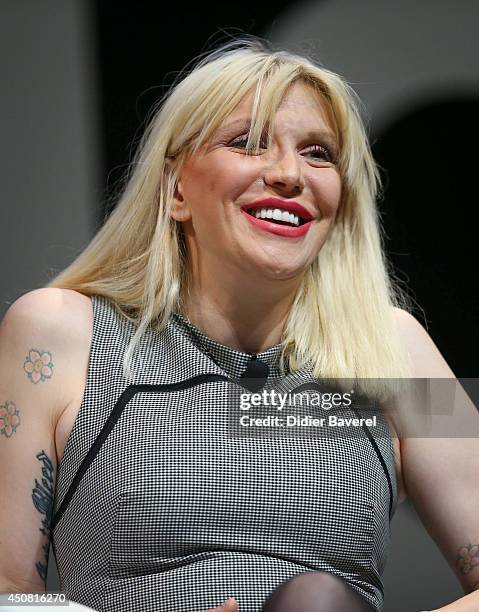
[0,289,76,591]
[393,309,479,611]
[430,587,479,612]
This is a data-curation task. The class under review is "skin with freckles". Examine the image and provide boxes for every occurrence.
[169,80,342,354]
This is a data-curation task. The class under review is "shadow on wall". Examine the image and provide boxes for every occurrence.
[373,97,479,376]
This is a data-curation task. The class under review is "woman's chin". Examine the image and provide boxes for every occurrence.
[247,259,310,281]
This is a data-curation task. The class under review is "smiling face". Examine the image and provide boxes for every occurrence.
[169,80,342,285]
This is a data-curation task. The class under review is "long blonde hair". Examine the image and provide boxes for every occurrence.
[47,35,414,401]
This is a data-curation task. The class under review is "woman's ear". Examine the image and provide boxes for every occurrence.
[164,157,191,222]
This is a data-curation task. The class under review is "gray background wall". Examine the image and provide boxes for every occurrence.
[1,0,101,602]
[0,0,102,318]
[1,1,477,611]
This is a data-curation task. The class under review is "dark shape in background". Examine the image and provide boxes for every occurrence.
[93,0,295,219]
[373,98,478,375]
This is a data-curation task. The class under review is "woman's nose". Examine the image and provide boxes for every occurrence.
[263,150,304,193]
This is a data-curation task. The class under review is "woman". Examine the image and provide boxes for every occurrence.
[0,36,478,612]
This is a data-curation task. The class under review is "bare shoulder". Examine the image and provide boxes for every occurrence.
[1,288,94,423]
[386,307,454,506]
[391,305,425,333]
[390,306,455,378]
[6,287,92,320]
[3,288,93,352]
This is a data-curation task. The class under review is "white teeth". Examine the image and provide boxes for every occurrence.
[281,210,292,223]
[248,207,300,226]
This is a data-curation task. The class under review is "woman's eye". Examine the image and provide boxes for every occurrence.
[229,135,266,153]
[303,144,335,163]
[228,137,336,163]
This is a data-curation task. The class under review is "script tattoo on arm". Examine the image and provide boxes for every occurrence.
[32,450,55,583]
[23,349,54,384]
[0,401,20,438]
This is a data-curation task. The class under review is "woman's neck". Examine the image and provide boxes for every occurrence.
[180,285,298,354]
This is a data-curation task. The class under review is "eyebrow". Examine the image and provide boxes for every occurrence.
[303,129,340,156]
[216,118,339,154]
[215,118,252,136]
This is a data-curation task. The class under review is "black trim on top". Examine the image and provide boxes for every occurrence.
[51,373,229,532]
[349,406,395,521]
[288,381,395,521]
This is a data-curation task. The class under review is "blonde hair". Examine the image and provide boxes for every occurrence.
[47,35,414,401]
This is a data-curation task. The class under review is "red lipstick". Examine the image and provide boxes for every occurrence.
[240,197,316,238]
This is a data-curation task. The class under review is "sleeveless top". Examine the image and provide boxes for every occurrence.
[51,295,398,612]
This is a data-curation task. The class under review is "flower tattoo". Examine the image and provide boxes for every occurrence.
[456,544,479,575]
[23,349,54,384]
[0,401,20,438]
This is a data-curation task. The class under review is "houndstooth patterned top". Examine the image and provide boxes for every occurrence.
[51,294,398,612]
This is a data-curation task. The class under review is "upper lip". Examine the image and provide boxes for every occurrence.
[241,198,314,221]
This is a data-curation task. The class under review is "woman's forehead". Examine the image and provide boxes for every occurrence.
[219,81,335,130]
[215,113,336,146]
